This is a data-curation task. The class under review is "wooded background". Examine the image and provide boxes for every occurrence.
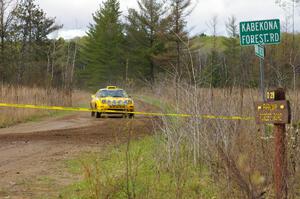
[0,0,299,90]
[1,1,300,198]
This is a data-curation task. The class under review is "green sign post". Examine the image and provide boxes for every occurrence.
[241,19,286,199]
[240,19,281,46]
[240,19,281,102]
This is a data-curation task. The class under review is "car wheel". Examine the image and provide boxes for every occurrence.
[95,105,101,118]
[129,114,134,119]
[90,103,95,117]
[96,112,101,118]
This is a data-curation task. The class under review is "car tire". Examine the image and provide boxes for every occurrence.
[129,114,134,119]
[94,105,101,118]
[90,103,95,117]
[96,112,101,118]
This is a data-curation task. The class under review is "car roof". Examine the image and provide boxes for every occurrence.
[106,86,118,90]
[98,87,124,92]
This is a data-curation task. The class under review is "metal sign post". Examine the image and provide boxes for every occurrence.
[260,58,265,101]
[240,19,281,101]
[242,19,289,199]
[255,44,266,101]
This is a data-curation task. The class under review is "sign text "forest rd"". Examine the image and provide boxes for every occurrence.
[240,19,281,46]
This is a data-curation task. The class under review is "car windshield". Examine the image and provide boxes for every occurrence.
[97,90,128,98]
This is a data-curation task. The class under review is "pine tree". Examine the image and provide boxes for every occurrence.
[222,15,240,86]
[126,0,167,83]
[11,0,61,84]
[81,0,124,88]
[0,0,17,82]
[167,0,191,80]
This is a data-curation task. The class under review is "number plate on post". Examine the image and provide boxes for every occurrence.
[254,101,291,124]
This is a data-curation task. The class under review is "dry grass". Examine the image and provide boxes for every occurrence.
[139,80,300,199]
[0,84,89,127]
[59,80,300,198]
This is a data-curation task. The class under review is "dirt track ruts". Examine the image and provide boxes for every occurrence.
[0,100,156,199]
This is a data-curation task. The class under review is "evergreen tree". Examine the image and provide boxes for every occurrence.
[81,0,124,88]
[205,16,223,87]
[222,15,241,86]
[0,0,17,82]
[11,0,61,84]
[167,0,191,80]
[126,0,167,83]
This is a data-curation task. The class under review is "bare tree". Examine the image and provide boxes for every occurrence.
[0,0,17,81]
[208,15,218,48]
[168,0,192,97]
[206,15,221,88]
[225,15,238,38]
[276,0,300,90]
[276,0,299,47]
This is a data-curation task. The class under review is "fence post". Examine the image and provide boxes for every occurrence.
[269,89,288,199]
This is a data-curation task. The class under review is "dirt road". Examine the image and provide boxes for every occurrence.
[0,101,156,199]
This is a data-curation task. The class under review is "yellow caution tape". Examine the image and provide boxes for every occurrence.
[0,103,254,121]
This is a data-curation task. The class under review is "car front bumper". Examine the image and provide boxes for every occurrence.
[98,105,134,113]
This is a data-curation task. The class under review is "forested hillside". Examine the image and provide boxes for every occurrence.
[1,0,300,90]
[77,0,300,90]
[1,0,300,198]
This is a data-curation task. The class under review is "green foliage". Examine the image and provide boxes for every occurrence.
[1,0,62,85]
[190,35,227,53]
[12,0,61,42]
[125,0,168,83]
[61,136,220,199]
[222,16,242,86]
[80,0,125,88]
[167,0,192,79]
[1,0,300,90]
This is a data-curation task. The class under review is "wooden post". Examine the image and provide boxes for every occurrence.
[268,89,288,199]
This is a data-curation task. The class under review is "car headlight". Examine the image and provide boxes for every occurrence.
[102,100,106,104]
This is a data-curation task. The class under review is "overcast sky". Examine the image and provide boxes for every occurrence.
[36,0,300,39]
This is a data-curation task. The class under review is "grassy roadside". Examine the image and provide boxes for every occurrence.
[3,102,89,128]
[0,88,88,129]
[0,84,89,128]
[134,94,174,112]
[0,109,74,128]
[59,96,220,199]
[60,136,219,199]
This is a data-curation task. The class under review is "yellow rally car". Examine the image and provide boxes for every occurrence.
[90,86,134,118]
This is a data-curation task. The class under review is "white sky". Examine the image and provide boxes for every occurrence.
[36,0,300,39]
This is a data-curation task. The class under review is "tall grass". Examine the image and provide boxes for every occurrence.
[61,80,300,198]
[145,80,300,199]
[0,84,88,127]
